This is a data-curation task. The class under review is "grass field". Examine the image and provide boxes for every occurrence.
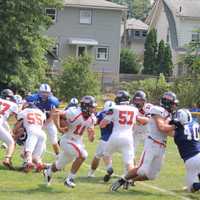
[0,129,199,200]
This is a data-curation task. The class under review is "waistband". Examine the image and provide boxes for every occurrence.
[148,136,166,148]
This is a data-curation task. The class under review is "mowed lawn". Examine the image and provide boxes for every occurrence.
[0,128,199,200]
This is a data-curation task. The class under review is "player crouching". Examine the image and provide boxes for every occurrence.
[13,103,46,172]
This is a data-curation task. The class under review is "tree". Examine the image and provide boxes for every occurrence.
[57,56,100,101]
[112,0,151,20]
[0,0,62,92]
[143,28,158,75]
[120,48,141,74]
[157,40,173,76]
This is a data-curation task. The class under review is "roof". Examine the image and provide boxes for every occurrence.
[126,18,148,30]
[63,0,127,11]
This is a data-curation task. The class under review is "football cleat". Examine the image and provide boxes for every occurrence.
[87,170,95,178]
[110,178,126,192]
[103,167,113,182]
[2,160,14,170]
[23,162,34,173]
[43,166,52,186]
[64,177,76,188]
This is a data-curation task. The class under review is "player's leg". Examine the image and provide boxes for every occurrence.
[66,144,88,187]
[185,153,200,192]
[46,121,60,155]
[0,122,15,169]
[32,132,47,172]
[23,133,38,172]
[88,140,105,177]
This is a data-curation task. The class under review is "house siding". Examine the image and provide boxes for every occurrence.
[46,7,123,82]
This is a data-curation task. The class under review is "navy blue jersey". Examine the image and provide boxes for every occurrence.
[174,121,200,162]
[26,93,60,113]
[96,110,113,142]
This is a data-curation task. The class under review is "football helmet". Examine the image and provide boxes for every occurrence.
[174,109,192,125]
[39,83,51,101]
[131,90,146,109]
[69,97,79,106]
[114,90,130,105]
[13,94,23,105]
[1,89,14,101]
[80,96,97,117]
[160,91,179,113]
[104,100,115,112]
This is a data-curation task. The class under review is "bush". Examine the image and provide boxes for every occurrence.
[56,55,100,101]
[120,48,141,74]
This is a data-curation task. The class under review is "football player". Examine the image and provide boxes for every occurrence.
[13,103,46,172]
[171,109,200,192]
[26,84,60,155]
[0,89,18,169]
[131,90,153,154]
[65,97,79,110]
[43,96,96,188]
[100,90,149,183]
[111,91,178,191]
[88,100,115,178]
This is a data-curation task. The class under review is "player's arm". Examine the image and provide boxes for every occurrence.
[153,115,175,136]
[136,116,149,125]
[12,119,24,140]
[52,110,68,134]
[99,110,113,128]
[87,127,95,142]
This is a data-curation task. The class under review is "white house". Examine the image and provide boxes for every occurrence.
[146,0,200,76]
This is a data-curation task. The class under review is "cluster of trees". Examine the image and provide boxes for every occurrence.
[112,0,151,20]
[143,29,173,76]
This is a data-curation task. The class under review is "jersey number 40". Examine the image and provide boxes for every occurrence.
[184,124,200,141]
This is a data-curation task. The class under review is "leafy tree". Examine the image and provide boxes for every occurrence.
[143,28,158,75]
[120,48,141,74]
[157,40,173,76]
[57,56,100,101]
[0,0,62,92]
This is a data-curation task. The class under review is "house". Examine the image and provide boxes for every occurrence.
[45,0,126,85]
[145,0,200,76]
[121,18,148,57]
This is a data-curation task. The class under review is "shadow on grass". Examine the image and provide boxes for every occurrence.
[172,189,200,200]
[0,184,65,194]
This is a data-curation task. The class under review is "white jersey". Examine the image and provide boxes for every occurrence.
[104,104,139,138]
[147,105,170,142]
[0,98,18,120]
[63,107,96,142]
[133,103,153,135]
[17,108,46,133]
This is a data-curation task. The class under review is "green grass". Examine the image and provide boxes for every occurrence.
[0,130,200,200]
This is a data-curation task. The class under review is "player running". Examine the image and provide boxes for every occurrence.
[43,96,96,188]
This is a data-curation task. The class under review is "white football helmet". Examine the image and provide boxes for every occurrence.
[175,109,192,125]
[70,97,79,105]
[39,83,51,93]
[13,94,23,105]
[104,100,115,111]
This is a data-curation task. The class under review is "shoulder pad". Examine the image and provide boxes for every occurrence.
[49,96,60,107]
[150,106,165,117]
[26,93,39,102]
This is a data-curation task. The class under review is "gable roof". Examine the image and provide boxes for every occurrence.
[126,18,148,30]
[63,0,127,11]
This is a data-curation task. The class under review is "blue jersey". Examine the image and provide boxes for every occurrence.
[174,121,200,162]
[96,110,113,142]
[26,93,60,113]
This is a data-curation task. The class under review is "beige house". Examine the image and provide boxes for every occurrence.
[46,0,126,85]
[121,18,148,57]
[146,0,200,76]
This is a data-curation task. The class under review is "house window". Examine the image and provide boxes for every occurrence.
[96,47,109,61]
[52,44,59,57]
[45,8,57,22]
[80,9,92,24]
[135,31,140,37]
[192,33,200,42]
[76,46,87,57]
[142,31,147,37]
